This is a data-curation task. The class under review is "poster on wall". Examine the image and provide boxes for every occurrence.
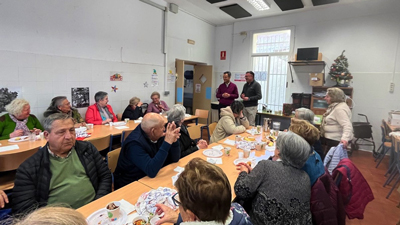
[195,84,201,93]
[71,87,90,108]
[234,73,246,82]
[0,87,20,112]
[152,69,159,86]
[167,70,176,83]
[110,72,123,81]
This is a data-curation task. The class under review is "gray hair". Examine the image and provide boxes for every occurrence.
[151,91,160,99]
[167,104,186,125]
[275,131,311,169]
[94,91,108,103]
[43,113,73,132]
[129,97,140,106]
[295,108,315,124]
[5,99,29,116]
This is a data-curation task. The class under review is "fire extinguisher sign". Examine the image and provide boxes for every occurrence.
[220,51,226,60]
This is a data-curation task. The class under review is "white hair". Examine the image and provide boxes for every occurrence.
[5,99,29,116]
[167,104,186,125]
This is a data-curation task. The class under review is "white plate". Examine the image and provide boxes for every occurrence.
[233,158,256,168]
[87,208,127,225]
[8,136,29,143]
[203,149,223,158]
[246,130,261,135]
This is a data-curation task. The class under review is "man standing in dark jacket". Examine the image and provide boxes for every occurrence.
[114,113,181,189]
[241,71,262,126]
[12,113,112,214]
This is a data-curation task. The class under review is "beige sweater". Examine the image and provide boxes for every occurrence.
[210,107,250,143]
[322,102,353,142]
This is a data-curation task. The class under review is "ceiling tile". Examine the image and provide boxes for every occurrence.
[219,4,252,19]
[274,0,304,11]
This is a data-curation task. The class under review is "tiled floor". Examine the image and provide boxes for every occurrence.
[346,150,400,225]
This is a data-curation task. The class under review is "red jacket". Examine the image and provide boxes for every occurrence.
[332,158,374,219]
[311,169,346,225]
[85,104,118,125]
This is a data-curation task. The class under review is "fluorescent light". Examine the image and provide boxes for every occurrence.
[247,0,270,11]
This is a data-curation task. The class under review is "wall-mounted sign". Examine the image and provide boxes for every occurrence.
[234,73,246,82]
[187,39,195,45]
[220,51,226,60]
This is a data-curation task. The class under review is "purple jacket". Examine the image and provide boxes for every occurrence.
[216,82,239,106]
[147,100,169,113]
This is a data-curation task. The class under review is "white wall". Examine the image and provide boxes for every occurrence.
[0,0,216,122]
[214,0,400,150]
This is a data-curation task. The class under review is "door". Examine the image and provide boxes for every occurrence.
[193,65,213,124]
[175,59,185,105]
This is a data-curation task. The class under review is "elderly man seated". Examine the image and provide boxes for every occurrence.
[114,113,181,189]
[43,96,86,128]
[12,113,112,214]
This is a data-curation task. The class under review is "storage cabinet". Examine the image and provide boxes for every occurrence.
[311,86,353,115]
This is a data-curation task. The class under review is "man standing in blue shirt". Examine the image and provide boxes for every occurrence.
[114,113,181,189]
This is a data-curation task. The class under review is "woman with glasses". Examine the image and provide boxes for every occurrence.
[154,158,252,225]
[147,91,170,113]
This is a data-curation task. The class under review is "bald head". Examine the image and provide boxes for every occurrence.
[141,113,164,134]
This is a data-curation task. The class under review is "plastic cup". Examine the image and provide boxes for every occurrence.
[124,118,130,123]
[238,152,244,159]
[272,122,281,131]
[86,124,94,130]
[224,147,231,156]
[29,131,36,142]
[235,135,242,143]
[243,149,251,158]
[255,143,262,151]
[256,125,262,133]
[105,201,121,222]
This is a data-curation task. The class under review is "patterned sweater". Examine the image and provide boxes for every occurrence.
[234,160,312,225]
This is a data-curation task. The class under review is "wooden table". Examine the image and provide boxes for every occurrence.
[77,181,152,218]
[385,120,400,132]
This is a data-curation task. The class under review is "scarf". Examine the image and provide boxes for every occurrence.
[96,103,113,121]
[320,102,340,137]
[9,114,30,136]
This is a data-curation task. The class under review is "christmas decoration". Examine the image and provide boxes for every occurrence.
[328,50,353,87]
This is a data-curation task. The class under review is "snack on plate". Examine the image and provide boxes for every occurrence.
[106,202,119,210]
[244,136,255,142]
[15,137,21,140]
[247,161,252,166]
[133,219,147,225]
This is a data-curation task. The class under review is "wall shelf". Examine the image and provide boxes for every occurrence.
[288,61,326,83]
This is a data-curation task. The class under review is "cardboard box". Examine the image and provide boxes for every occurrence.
[309,73,324,86]
[388,111,400,126]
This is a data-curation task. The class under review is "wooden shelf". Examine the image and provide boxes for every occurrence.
[288,61,326,66]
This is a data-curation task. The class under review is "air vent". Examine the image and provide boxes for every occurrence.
[312,0,339,6]
[274,0,304,11]
[206,0,227,3]
[220,4,252,19]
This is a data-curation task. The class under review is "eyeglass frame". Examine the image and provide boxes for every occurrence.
[172,192,181,206]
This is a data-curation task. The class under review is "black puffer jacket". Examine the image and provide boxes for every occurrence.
[12,141,112,214]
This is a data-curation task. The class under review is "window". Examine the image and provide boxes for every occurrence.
[252,29,292,112]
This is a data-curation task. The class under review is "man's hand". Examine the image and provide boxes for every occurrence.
[197,139,208,149]
[243,97,249,101]
[0,190,9,208]
[10,130,24,138]
[236,162,252,173]
[241,93,246,99]
[164,122,181,144]
[155,203,179,225]
[222,93,230,98]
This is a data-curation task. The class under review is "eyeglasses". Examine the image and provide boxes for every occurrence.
[172,192,181,206]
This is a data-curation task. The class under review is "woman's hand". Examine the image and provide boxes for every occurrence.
[102,119,112,125]
[10,130,24,138]
[340,140,348,148]
[155,203,179,225]
[0,190,9,208]
[236,162,252,173]
[197,139,208,149]
[137,102,143,107]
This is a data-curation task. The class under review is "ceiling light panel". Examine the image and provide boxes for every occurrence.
[247,0,270,11]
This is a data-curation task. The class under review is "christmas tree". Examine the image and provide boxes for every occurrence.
[329,50,353,87]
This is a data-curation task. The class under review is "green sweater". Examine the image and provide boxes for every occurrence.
[0,113,44,140]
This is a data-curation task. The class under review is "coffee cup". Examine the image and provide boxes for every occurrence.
[106,201,121,222]
[124,118,130,123]
[224,147,231,156]
[243,149,251,158]
[235,135,242,143]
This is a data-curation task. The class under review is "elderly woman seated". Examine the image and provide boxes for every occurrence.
[122,97,144,120]
[289,118,325,186]
[147,91,169,113]
[295,108,324,158]
[85,91,118,125]
[210,101,250,143]
[43,96,85,128]
[167,104,207,158]
[0,99,43,140]
[155,158,252,225]
[234,132,312,225]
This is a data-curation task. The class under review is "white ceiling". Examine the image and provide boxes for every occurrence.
[163,0,371,26]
